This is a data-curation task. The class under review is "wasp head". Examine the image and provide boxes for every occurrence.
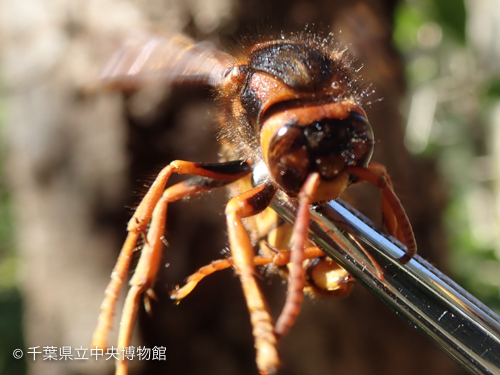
[261,102,374,200]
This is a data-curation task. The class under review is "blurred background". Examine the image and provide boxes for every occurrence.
[0,0,499,374]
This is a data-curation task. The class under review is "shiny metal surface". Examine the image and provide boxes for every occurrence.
[271,195,500,375]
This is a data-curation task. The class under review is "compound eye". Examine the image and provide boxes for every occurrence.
[267,125,310,195]
[345,112,374,168]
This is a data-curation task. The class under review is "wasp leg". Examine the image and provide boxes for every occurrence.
[171,247,327,300]
[91,160,250,375]
[346,163,417,257]
[116,164,250,375]
[171,258,234,300]
[225,183,280,374]
[274,173,321,338]
[92,165,173,350]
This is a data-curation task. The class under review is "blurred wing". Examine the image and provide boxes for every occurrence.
[101,33,233,88]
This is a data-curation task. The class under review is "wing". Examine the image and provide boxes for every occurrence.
[101,32,234,89]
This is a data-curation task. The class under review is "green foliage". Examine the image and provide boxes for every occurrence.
[483,79,500,99]
[393,4,428,52]
[0,291,26,375]
[0,80,26,375]
[394,0,500,313]
[433,0,466,42]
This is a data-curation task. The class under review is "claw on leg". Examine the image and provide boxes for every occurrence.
[170,247,327,301]
[92,165,174,349]
[92,160,251,375]
[116,186,168,374]
[347,163,417,257]
[170,258,234,300]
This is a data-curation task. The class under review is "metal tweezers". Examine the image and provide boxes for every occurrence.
[271,195,500,375]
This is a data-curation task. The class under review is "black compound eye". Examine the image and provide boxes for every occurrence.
[343,112,374,167]
[267,125,310,195]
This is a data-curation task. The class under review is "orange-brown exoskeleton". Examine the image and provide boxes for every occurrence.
[92,31,416,375]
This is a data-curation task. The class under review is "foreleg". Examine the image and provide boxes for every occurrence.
[347,162,416,257]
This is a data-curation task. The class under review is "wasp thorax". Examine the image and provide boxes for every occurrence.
[267,111,374,195]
